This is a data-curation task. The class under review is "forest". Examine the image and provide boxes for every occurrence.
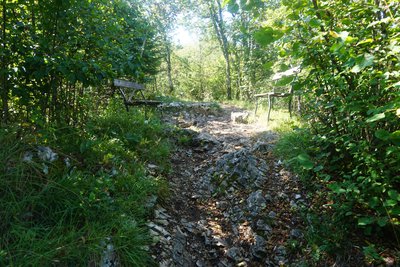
[0,0,399,266]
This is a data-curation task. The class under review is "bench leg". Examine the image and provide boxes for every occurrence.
[255,98,259,116]
[267,95,272,122]
[289,95,292,118]
[297,95,301,115]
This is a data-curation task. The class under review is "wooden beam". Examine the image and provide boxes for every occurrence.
[114,79,145,90]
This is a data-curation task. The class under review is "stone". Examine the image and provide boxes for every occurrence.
[37,146,58,162]
[251,141,273,153]
[100,239,118,267]
[216,201,228,210]
[204,148,269,193]
[196,259,206,267]
[144,195,157,209]
[268,211,277,219]
[213,236,228,247]
[256,219,272,233]
[264,194,273,202]
[147,222,171,238]
[247,190,267,216]
[273,245,287,265]
[278,192,288,200]
[290,228,303,239]
[155,208,171,220]
[172,227,190,267]
[160,260,172,267]
[231,112,250,124]
[194,132,219,146]
[250,235,267,259]
[217,259,230,267]
[226,247,242,262]
[22,151,33,162]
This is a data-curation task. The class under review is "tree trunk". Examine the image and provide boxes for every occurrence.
[209,0,232,100]
[1,0,9,122]
[165,42,174,93]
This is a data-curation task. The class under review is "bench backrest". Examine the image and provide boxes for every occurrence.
[114,79,144,90]
[114,79,146,104]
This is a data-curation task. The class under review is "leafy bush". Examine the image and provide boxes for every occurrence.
[264,0,400,260]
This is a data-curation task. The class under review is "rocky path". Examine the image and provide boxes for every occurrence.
[149,103,308,266]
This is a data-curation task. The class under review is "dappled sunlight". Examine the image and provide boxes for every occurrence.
[148,102,310,265]
[2,0,398,265]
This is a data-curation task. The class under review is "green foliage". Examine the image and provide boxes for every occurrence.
[284,0,399,232]
[0,104,169,266]
[161,42,227,101]
[1,0,160,124]
[260,0,400,262]
[274,126,313,178]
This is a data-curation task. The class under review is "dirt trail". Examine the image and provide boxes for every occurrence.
[149,104,306,267]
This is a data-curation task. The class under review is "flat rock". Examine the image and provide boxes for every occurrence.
[231,112,250,124]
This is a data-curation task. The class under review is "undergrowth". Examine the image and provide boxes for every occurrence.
[273,114,400,265]
[0,101,169,266]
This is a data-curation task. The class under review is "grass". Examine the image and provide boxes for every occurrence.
[0,101,169,266]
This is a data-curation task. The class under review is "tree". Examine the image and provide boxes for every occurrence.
[138,0,181,93]
[206,0,232,99]
[0,0,160,125]
[1,0,8,122]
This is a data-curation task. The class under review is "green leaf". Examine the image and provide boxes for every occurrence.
[330,43,344,53]
[227,2,239,14]
[328,183,346,194]
[384,199,397,207]
[391,206,400,216]
[89,192,96,202]
[254,27,283,46]
[358,217,374,226]
[389,130,400,145]
[287,12,299,20]
[357,38,374,45]
[393,81,400,88]
[388,190,400,201]
[375,129,390,140]
[369,197,379,208]
[275,76,294,86]
[366,113,385,123]
[313,165,324,172]
[254,28,275,46]
[329,31,340,38]
[309,18,321,28]
[296,153,313,170]
[377,217,388,227]
[263,61,274,70]
[351,54,375,73]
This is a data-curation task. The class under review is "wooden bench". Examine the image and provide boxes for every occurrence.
[254,87,293,122]
[113,79,162,112]
[254,67,300,122]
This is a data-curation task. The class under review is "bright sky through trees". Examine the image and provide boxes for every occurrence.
[172,25,199,45]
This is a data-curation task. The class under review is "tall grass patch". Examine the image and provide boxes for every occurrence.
[0,103,169,266]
